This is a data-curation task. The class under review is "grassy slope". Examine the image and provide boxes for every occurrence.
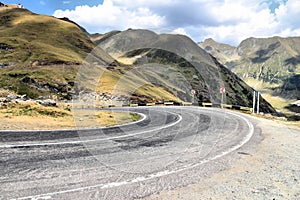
[0,9,180,102]
[0,102,140,130]
[200,36,300,81]
[232,37,300,81]
[95,29,276,113]
[96,29,217,103]
[0,65,78,99]
[199,38,236,64]
[0,8,95,64]
[232,37,300,113]
[0,8,97,99]
[200,36,300,113]
[0,8,278,113]
[90,30,121,45]
[120,48,210,102]
[96,65,180,103]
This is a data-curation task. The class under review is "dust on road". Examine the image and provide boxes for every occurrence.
[142,116,300,200]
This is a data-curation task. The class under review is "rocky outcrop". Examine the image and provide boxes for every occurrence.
[36,99,56,107]
[0,92,57,107]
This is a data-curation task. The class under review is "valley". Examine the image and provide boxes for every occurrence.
[199,37,300,116]
[0,2,299,199]
[0,7,276,114]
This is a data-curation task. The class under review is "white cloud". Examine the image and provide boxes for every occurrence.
[54,0,165,33]
[275,0,300,30]
[170,28,189,36]
[111,0,175,8]
[53,0,300,45]
[203,1,279,45]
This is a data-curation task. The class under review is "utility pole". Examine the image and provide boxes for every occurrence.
[253,91,260,114]
[257,92,260,114]
[253,91,256,114]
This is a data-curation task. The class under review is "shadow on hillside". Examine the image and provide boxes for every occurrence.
[251,42,280,63]
[273,74,300,100]
[285,104,300,113]
[285,112,300,121]
[285,54,300,66]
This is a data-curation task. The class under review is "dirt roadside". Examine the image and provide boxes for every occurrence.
[142,116,300,200]
[0,108,140,130]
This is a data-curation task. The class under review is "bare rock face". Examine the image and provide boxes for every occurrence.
[31,61,40,67]
[36,99,57,107]
[6,94,17,102]
[0,62,9,68]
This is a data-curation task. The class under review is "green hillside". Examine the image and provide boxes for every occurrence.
[199,36,300,113]
[0,7,97,99]
[0,8,95,65]
[199,37,300,84]
[95,29,276,113]
[232,37,300,85]
[200,38,236,64]
[0,7,277,114]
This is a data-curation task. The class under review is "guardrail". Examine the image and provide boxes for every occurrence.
[67,101,253,113]
[164,102,174,106]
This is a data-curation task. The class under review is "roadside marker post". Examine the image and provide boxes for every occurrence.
[220,87,225,108]
[191,89,196,103]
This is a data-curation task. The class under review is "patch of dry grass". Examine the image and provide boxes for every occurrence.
[0,89,16,98]
[261,93,294,112]
[72,109,140,128]
[96,69,180,102]
[0,102,140,130]
[245,78,279,91]
[0,102,71,117]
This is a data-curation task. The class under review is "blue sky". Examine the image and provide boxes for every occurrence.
[2,0,103,15]
[2,0,299,45]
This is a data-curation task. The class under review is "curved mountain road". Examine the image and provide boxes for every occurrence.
[0,107,255,200]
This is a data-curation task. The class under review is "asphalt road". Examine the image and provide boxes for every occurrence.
[0,106,255,200]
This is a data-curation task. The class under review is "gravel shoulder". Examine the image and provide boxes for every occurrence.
[142,115,300,200]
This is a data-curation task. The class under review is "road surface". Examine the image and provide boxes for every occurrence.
[0,106,255,199]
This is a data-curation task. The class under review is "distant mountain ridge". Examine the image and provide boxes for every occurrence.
[199,36,300,100]
[200,38,236,64]
[0,7,276,113]
[95,29,276,112]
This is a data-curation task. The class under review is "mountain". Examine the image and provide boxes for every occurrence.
[0,8,96,65]
[90,30,121,45]
[0,6,99,99]
[0,6,276,113]
[58,17,89,35]
[94,29,276,113]
[199,37,300,102]
[200,38,236,64]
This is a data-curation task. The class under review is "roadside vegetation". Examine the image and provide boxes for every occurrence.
[0,7,94,100]
[0,65,78,99]
[0,102,141,130]
[1,6,297,131]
